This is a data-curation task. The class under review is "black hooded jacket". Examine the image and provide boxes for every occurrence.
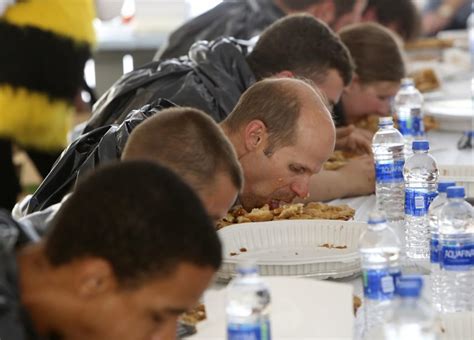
[155,0,284,61]
[85,37,256,133]
[22,100,175,215]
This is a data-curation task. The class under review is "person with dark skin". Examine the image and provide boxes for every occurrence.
[0,161,222,340]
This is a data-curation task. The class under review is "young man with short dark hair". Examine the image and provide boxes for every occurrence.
[86,14,354,131]
[0,161,221,339]
[155,0,366,60]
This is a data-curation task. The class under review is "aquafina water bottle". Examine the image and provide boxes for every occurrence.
[428,180,456,311]
[394,78,424,154]
[438,186,474,313]
[404,140,439,259]
[226,261,271,340]
[383,275,437,340]
[359,212,401,337]
[372,117,405,223]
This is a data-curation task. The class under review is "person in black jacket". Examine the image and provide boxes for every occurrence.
[155,0,367,61]
[85,14,354,133]
[0,161,222,340]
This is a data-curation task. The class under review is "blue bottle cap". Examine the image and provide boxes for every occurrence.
[396,275,423,298]
[412,140,429,151]
[438,181,456,193]
[447,186,465,198]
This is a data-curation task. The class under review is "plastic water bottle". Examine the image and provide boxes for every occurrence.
[438,186,474,313]
[359,213,401,337]
[226,262,271,340]
[393,78,424,154]
[404,140,439,259]
[383,276,437,340]
[372,117,405,222]
[428,181,456,311]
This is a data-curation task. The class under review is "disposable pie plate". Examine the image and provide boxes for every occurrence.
[424,99,473,132]
[440,312,474,340]
[217,219,366,281]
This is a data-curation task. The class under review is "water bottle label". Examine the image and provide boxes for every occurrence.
[390,269,402,294]
[412,111,425,136]
[397,117,412,136]
[440,243,474,271]
[228,320,271,340]
[405,190,438,216]
[430,236,439,264]
[362,269,395,300]
[375,160,405,183]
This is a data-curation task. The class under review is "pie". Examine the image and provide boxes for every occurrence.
[180,304,206,326]
[217,202,355,229]
[355,114,439,134]
[323,150,355,171]
[410,68,441,93]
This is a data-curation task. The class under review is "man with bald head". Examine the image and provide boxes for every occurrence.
[221,77,335,209]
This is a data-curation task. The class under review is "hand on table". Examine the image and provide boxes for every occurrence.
[339,155,375,197]
[335,125,373,155]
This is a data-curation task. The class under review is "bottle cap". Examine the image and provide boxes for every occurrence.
[378,117,393,127]
[401,78,414,87]
[438,181,456,193]
[412,140,429,151]
[396,275,423,298]
[367,211,387,225]
[447,186,465,199]
[236,260,258,275]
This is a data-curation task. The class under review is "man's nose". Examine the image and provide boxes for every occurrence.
[290,177,310,198]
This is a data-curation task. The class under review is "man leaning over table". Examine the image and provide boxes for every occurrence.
[84,15,376,202]
[14,105,243,234]
[0,161,223,340]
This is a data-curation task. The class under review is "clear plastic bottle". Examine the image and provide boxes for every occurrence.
[359,213,401,337]
[226,262,272,340]
[393,78,425,154]
[438,186,474,313]
[428,181,456,312]
[372,117,405,222]
[404,140,439,259]
[383,275,438,340]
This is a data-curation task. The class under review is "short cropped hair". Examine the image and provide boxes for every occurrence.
[122,107,243,193]
[45,161,222,287]
[364,0,421,41]
[339,22,405,84]
[247,14,354,86]
[222,78,324,154]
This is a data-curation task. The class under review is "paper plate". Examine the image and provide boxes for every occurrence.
[217,219,366,281]
[424,99,473,132]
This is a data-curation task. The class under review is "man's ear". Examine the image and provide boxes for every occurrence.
[273,70,294,79]
[75,258,117,298]
[306,0,336,25]
[243,120,267,151]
